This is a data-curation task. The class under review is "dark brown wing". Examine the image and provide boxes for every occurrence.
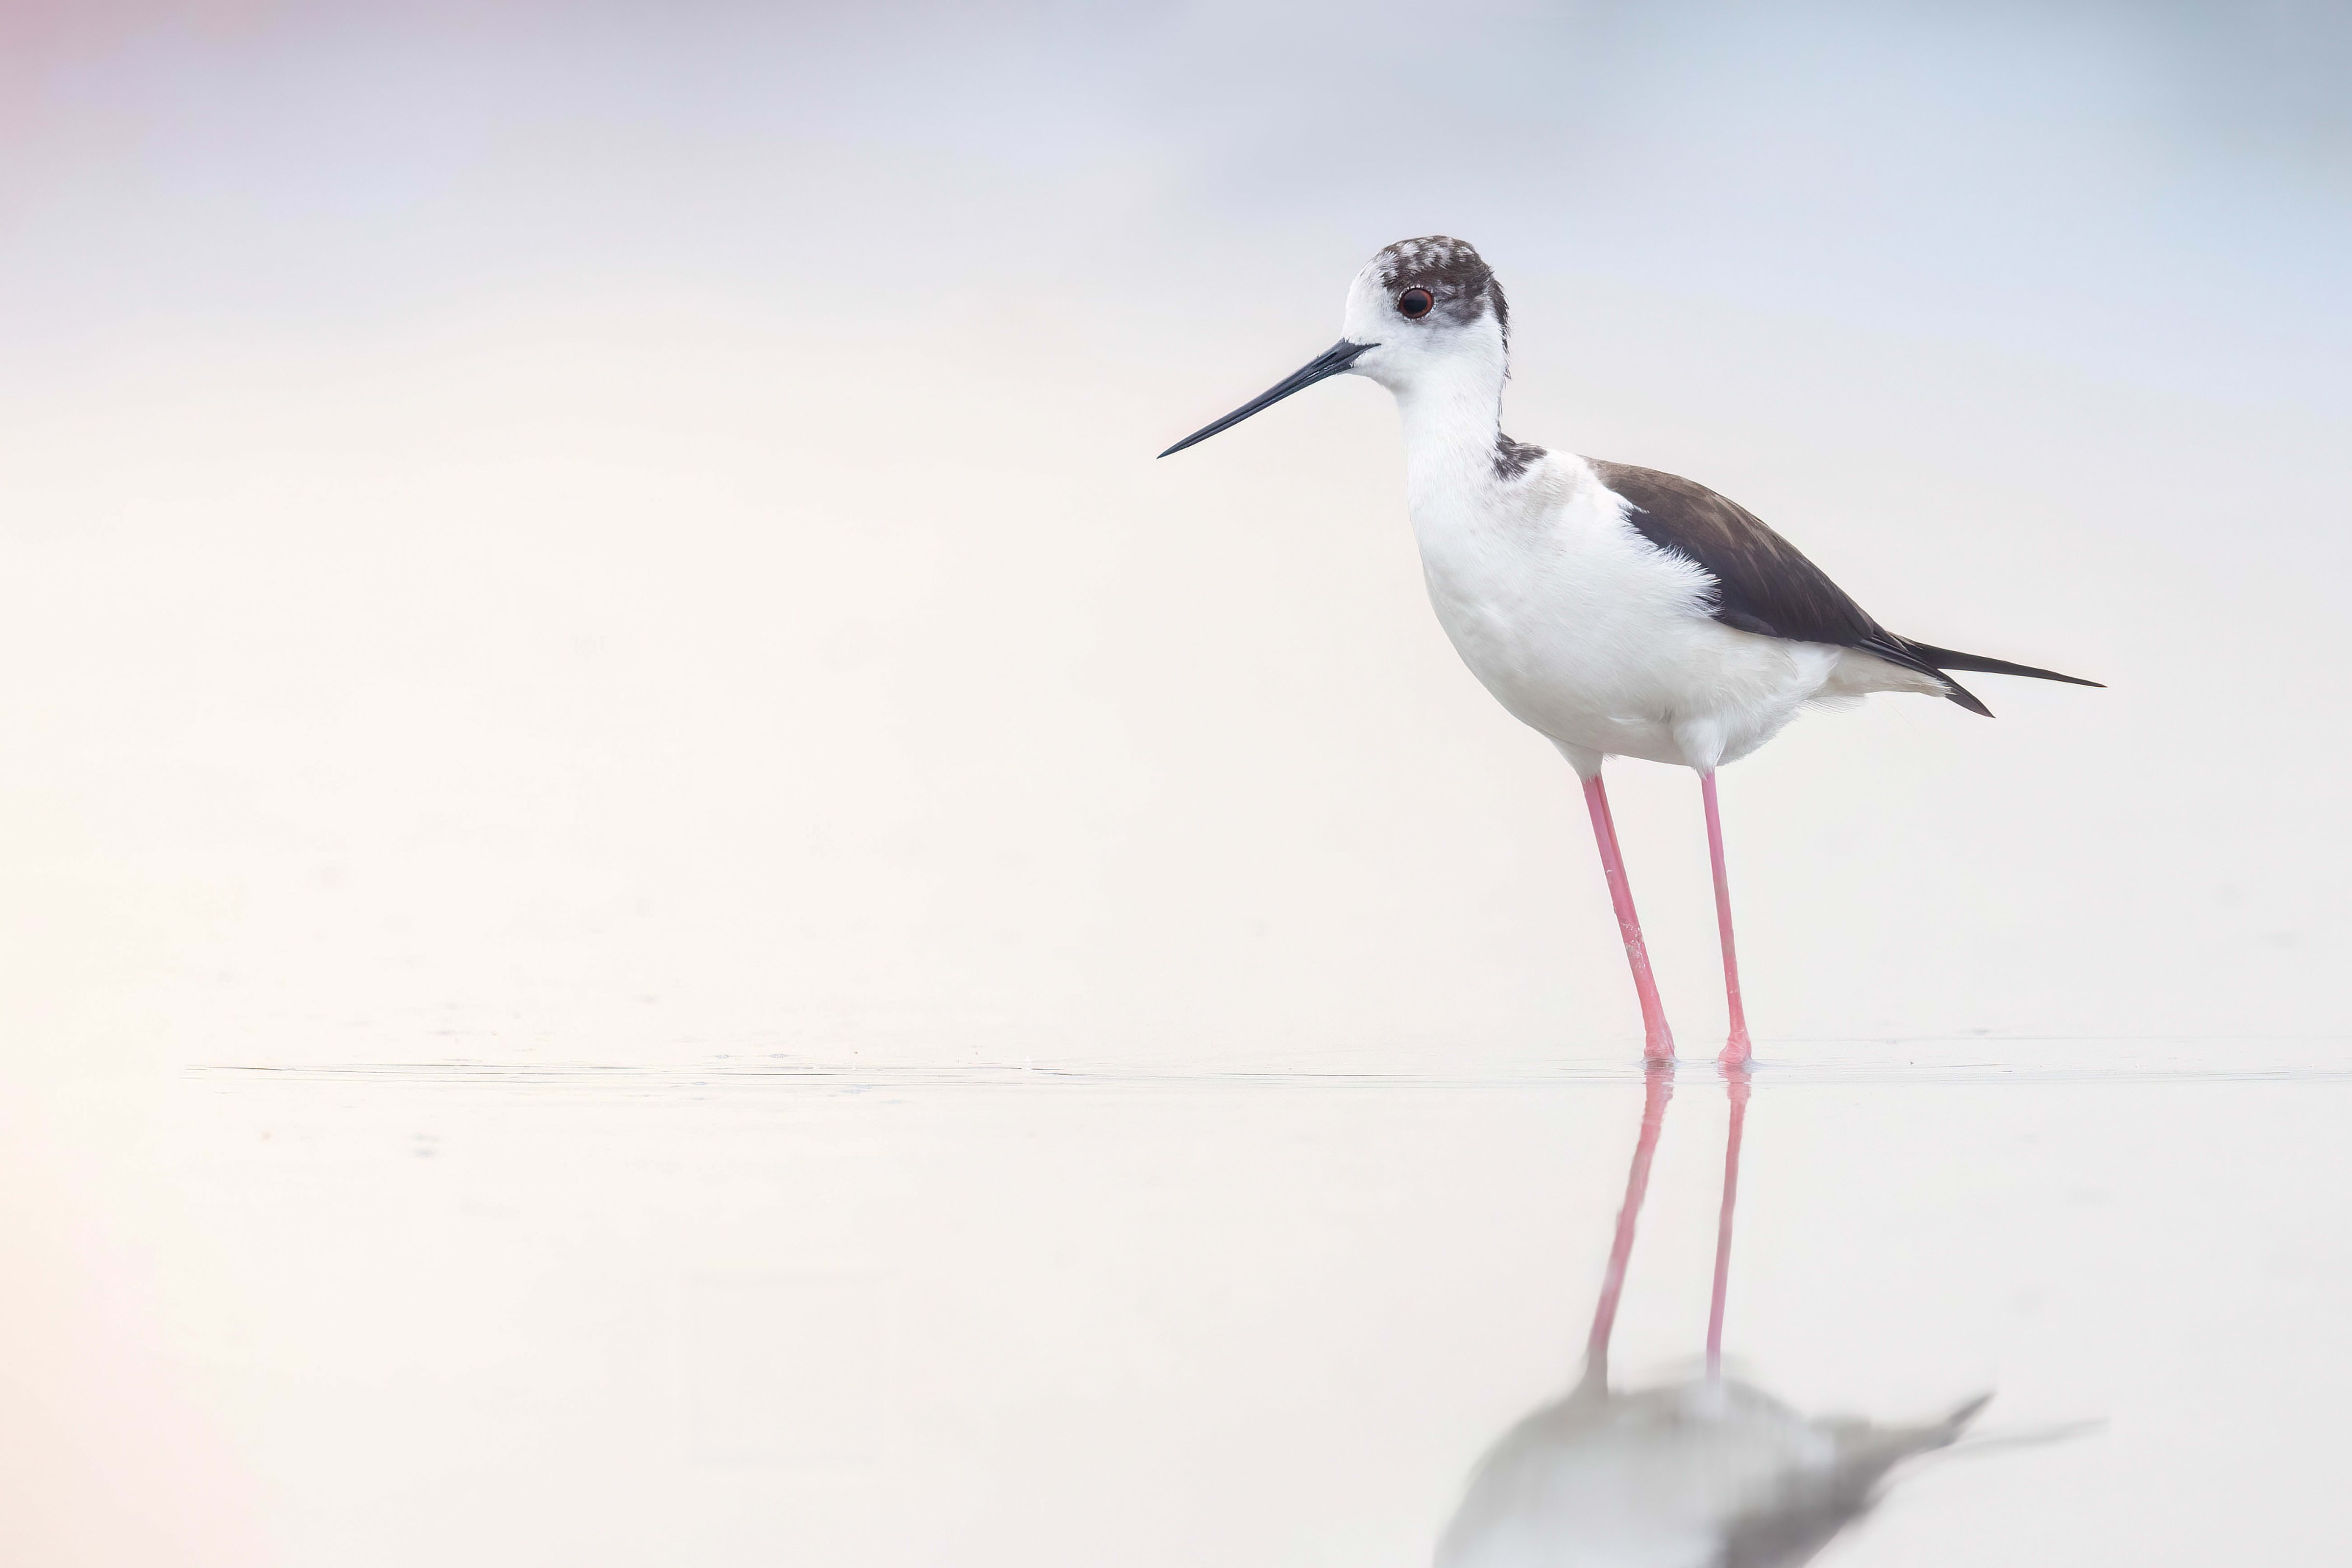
[1587,459,1991,714]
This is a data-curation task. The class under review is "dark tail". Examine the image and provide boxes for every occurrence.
[1900,639,2103,717]
[1905,641,2103,687]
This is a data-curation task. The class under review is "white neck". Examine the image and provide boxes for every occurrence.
[1389,354,1509,517]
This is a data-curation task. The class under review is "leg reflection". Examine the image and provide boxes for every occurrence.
[1706,1062,1751,1380]
[1580,1060,1674,1390]
[1439,1067,2033,1568]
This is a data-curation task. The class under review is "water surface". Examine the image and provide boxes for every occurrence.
[16,1041,2337,1564]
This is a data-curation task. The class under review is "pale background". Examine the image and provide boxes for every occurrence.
[2,3,2347,1564]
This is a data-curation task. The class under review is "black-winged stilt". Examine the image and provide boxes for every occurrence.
[1160,237,2099,1064]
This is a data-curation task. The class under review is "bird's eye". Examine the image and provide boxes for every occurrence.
[1397,288,1434,318]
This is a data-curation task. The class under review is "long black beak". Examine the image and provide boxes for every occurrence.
[1156,338,1376,458]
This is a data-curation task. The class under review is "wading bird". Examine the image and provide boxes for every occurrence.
[1159,238,2098,1064]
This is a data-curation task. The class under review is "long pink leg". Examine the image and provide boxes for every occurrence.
[1581,774,1675,1060]
[1582,1061,1675,1388]
[1700,772,1752,1068]
[1705,1063,1751,1380]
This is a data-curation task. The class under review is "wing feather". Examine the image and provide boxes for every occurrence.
[1587,459,1988,713]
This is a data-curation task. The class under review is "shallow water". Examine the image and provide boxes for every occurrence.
[14,1042,2345,1565]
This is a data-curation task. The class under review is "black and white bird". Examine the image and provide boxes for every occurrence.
[1160,237,2099,1065]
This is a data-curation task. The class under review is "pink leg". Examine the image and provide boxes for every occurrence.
[1581,774,1675,1060]
[1582,1061,1675,1388]
[1700,772,1752,1068]
[1705,1063,1751,1380]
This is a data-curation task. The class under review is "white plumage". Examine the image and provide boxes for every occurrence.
[1402,446,1939,776]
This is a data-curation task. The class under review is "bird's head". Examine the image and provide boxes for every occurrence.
[1159,236,1509,458]
[1340,236,1510,391]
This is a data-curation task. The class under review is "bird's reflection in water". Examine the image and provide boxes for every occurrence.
[1438,1065,2001,1568]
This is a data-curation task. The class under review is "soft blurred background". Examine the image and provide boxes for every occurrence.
[3,2,2348,1563]
[6,0,2349,1068]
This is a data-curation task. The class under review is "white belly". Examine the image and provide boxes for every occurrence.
[1412,472,1864,771]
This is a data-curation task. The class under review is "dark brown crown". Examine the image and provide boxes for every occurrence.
[1372,236,1508,341]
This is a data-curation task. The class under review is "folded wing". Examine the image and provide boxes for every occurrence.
[1587,460,2099,717]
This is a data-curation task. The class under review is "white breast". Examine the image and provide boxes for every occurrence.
[1410,454,1850,772]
